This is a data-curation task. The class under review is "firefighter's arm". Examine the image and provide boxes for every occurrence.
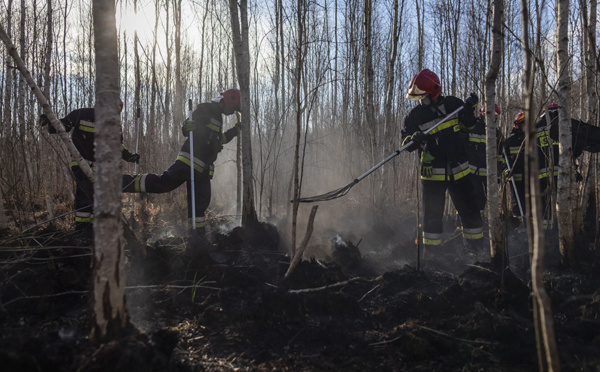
[121,146,140,163]
[459,93,478,131]
[222,123,240,144]
[39,114,72,133]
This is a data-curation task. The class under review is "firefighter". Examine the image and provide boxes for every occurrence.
[39,100,140,241]
[401,69,484,255]
[534,104,561,229]
[122,88,241,244]
[502,112,526,227]
[468,104,501,217]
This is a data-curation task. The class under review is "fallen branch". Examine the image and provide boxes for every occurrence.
[285,205,318,279]
[0,22,94,182]
[288,276,381,294]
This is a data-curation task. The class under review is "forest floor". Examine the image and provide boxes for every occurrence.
[1,215,600,372]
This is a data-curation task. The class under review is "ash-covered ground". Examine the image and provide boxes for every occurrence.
[1,215,600,372]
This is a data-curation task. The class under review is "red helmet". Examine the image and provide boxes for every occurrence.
[406,69,442,101]
[220,88,241,109]
[480,104,501,117]
[513,111,525,129]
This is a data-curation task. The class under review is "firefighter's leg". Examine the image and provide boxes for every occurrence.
[422,180,447,256]
[450,175,484,250]
[72,166,94,235]
[122,160,188,193]
[187,173,211,236]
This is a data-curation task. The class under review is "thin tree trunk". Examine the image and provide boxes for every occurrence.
[556,0,575,266]
[486,0,505,270]
[41,0,55,224]
[90,0,130,342]
[229,0,258,227]
[362,0,376,205]
[520,1,560,369]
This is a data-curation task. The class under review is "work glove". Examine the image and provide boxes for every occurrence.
[39,114,51,127]
[410,131,428,145]
[420,151,435,178]
[40,114,59,134]
[125,153,140,163]
[464,93,479,110]
[183,119,196,132]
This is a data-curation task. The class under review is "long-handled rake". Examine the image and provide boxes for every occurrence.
[296,106,465,203]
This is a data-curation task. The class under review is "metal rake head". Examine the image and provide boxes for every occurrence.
[294,180,358,203]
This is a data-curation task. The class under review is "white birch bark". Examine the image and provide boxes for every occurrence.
[485,0,506,269]
[90,0,129,342]
[556,0,575,265]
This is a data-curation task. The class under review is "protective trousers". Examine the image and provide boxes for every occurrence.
[72,165,94,233]
[510,178,553,229]
[122,160,211,235]
[473,175,487,215]
[422,174,484,248]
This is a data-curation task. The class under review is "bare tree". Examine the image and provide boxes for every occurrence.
[555,0,576,266]
[520,0,559,369]
[90,0,130,342]
[486,0,506,269]
[41,0,55,224]
[229,0,258,227]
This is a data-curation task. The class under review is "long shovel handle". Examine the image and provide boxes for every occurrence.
[188,99,196,230]
[355,106,465,183]
[134,107,140,175]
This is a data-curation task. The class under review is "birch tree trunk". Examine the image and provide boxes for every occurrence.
[90,0,130,342]
[229,0,258,227]
[41,0,55,224]
[362,0,376,205]
[520,0,560,369]
[486,0,506,269]
[555,0,575,266]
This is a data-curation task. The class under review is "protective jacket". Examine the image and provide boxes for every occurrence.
[177,102,239,178]
[401,95,482,247]
[503,128,525,182]
[467,117,487,176]
[51,108,136,232]
[401,96,476,181]
[543,112,600,157]
[56,108,137,165]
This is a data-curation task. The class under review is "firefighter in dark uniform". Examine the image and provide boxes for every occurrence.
[40,100,140,238]
[122,88,241,238]
[401,69,484,254]
[503,112,526,226]
[533,104,561,229]
[468,104,501,217]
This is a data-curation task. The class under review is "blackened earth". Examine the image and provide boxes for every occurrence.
[1,222,600,371]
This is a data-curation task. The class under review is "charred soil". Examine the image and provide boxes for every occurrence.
[1,222,600,371]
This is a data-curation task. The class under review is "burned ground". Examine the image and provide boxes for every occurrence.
[1,220,600,372]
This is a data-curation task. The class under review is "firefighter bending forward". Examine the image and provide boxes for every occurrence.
[40,100,140,241]
[122,89,241,242]
[401,69,484,254]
